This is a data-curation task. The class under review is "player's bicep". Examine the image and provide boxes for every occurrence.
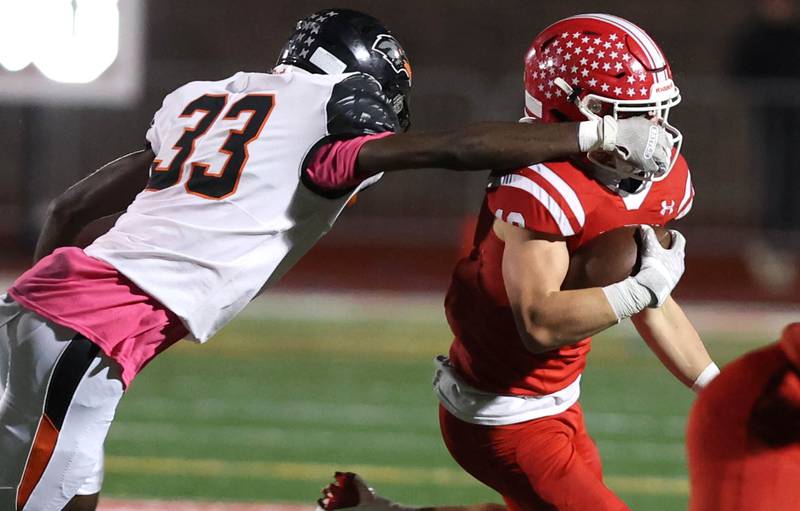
[303,133,394,196]
[497,219,569,309]
[54,149,155,223]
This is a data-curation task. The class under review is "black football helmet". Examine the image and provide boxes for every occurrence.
[277,9,412,131]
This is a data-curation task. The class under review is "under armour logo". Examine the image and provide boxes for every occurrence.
[660,200,675,216]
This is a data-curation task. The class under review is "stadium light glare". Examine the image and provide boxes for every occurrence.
[0,0,120,83]
[34,0,120,83]
[0,0,35,71]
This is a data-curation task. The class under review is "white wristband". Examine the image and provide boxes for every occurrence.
[578,120,600,152]
[602,277,652,321]
[692,362,720,393]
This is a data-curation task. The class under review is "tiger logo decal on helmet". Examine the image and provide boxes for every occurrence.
[372,34,412,83]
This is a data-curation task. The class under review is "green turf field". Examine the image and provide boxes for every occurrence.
[104,301,771,510]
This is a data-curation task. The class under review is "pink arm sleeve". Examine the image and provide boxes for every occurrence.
[305,132,394,191]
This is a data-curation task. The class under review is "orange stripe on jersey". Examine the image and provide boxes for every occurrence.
[16,414,59,511]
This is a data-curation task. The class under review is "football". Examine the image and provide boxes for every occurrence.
[562,225,673,290]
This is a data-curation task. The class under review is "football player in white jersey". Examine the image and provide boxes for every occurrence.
[0,9,673,511]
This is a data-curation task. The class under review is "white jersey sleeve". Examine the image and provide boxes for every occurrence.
[86,67,397,342]
[144,89,182,154]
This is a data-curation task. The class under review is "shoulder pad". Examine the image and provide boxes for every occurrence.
[326,73,400,137]
[487,166,586,237]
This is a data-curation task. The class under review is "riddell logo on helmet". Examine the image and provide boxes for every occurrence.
[653,81,674,94]
[372,34,412,82]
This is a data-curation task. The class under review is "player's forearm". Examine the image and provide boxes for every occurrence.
[631,297,716,390]
[423,121,582,171]
[356,121,581,175]
[517,287,620,353]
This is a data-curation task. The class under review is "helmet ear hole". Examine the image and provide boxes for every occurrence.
[587,99,603,115]
[550,109,571,122]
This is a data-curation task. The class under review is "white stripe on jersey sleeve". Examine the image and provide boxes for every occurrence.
[529,164,586,227]
[499,174,576,236]
[676,198,693,219]
[678,169,693,213]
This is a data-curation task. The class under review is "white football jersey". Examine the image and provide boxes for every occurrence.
[86,67,393,342]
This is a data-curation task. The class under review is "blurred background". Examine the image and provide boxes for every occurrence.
[1,1,799,510]
[1,0,800,300]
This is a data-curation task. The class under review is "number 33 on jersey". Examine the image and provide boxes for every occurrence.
[86,68,396,343]
[147,93,275,199]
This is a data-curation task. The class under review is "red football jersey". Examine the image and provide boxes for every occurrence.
[445,156,694,396]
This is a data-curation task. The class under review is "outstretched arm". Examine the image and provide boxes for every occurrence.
[356,116,668,176]
[631,297,718,391]
[34,149,154,262]
[357,121,581,174]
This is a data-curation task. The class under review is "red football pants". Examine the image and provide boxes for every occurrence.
[687,335,800,511]
[439,403,630,511]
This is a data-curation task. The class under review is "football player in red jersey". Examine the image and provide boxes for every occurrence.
[317,13,719,511]
[0,9,676,511]
[687,323,800,511]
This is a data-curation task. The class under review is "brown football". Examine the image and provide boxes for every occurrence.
[561,226,672,290]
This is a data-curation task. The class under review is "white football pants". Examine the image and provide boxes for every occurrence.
[0,295,120,511]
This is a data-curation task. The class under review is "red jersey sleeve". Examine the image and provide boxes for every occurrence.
[675,166,695,220]
[486,165,586,237]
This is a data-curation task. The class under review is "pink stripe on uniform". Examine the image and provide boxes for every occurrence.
[304,132,394,190]
[9,247,188,387]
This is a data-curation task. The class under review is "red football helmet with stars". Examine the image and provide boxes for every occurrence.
[523,13,682,181]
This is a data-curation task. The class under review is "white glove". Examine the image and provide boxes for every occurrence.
[602,225,686,320]
[579,116,672,177]
[635,225,686,306]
